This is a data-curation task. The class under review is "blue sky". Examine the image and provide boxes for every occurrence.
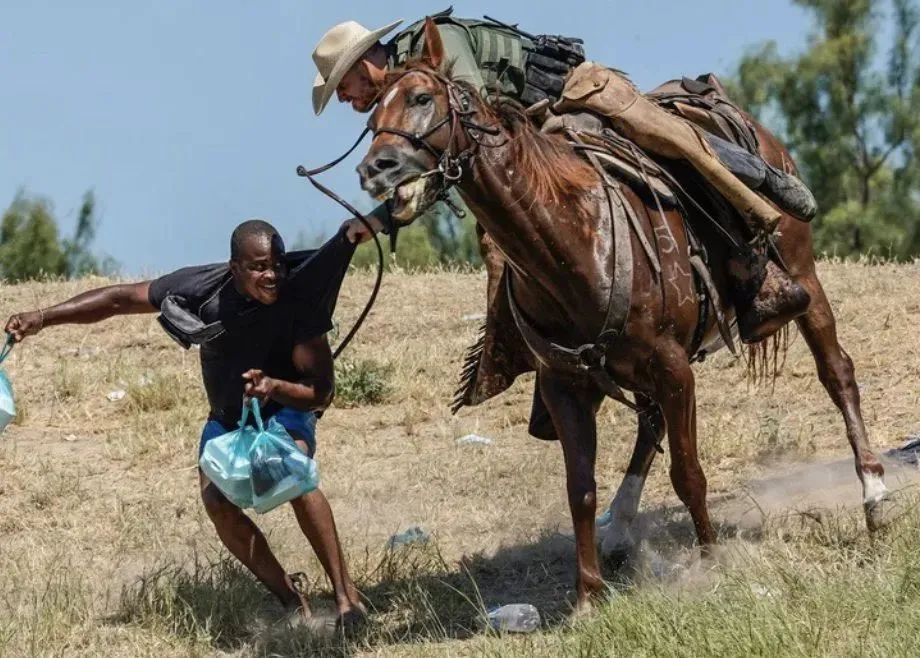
[1,1,814,275]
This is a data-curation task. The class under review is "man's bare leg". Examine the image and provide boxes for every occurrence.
[289,488,364,620]
[198,471,304,611]
[285,435,364,622]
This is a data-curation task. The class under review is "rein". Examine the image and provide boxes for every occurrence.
[293,68,486,361]
[296,139,385,360]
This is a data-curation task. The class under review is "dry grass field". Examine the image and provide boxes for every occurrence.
[1,260,919,657]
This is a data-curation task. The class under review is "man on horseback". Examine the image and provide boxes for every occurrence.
[312,9,817,342]
[351,20,893,613]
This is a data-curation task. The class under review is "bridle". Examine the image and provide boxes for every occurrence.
[370,67,505,214]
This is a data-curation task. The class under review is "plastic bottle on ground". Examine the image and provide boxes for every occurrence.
[487,604,540,633]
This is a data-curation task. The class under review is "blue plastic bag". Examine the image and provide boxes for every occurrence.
[247,401,319,514]
[198,401,259,508]
[0,335,16,434]
[199,398,319,513]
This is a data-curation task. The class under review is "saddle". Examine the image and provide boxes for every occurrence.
[647,74,760,154]
[452,73,756,440]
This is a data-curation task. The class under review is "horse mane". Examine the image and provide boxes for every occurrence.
[383,59,598,211]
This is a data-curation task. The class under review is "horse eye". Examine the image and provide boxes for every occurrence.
[416,93,432,106]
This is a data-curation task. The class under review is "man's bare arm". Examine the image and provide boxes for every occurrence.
[4,282,156,342]
[242,334,335,411]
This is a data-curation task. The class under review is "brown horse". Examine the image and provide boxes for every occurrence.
[357,19,891,610]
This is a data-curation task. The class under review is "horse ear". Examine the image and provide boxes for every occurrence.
[421,17,446,70]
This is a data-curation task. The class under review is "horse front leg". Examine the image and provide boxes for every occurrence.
[601,394,665,565]
[538,368,606,611]
[653,343,717,549]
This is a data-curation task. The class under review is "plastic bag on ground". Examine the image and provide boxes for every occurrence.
[199,401,259,508]
[0,336,16,434]
[247,400,319,514]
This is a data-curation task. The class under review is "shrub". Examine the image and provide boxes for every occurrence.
[334,358,393,407]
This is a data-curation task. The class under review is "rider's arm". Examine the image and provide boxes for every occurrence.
[4,282,156,342]
[437,24,487,95]
[242,334,335,411]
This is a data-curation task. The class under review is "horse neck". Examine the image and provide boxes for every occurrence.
[460,138,602,283]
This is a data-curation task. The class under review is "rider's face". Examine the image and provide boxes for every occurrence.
[336,60,379,113]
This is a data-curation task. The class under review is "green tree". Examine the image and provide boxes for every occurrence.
[0,190,116,282]
[730,0,920,259]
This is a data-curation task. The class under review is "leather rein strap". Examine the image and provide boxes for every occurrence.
[296,132,385,360]
[293,68,500,360]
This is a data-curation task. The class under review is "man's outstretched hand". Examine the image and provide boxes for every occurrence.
[4,311,43,343]
[341,216,383,244]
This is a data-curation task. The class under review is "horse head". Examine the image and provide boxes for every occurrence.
[357,18,488,226]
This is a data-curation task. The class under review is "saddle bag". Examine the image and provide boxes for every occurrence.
[521,33,585,106]
[474,19,585,104]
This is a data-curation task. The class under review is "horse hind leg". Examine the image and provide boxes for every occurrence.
[601,395,664,566]
[795,270,892,531]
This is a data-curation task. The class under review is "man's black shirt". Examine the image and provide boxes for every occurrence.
[148,233,355,425]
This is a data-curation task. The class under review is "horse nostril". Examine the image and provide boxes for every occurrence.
[357,148,402,184]
[374,157,399,172]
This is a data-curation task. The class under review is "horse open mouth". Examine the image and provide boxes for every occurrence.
[376,175,440,223]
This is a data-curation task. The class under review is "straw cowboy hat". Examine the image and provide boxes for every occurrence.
[312,19,403,115]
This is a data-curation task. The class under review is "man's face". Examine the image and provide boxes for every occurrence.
[336,60,379,113]
[230,234,287,305]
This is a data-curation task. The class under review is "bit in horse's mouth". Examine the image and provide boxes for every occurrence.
[376,176,434,221]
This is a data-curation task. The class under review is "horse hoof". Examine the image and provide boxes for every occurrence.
[566,599,596,626]
[600,539,636,572]
[865,494,900,533]
[600,525,638,569]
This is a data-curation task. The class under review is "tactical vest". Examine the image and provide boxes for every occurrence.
[388,9,584,106]
[390,12,528,99]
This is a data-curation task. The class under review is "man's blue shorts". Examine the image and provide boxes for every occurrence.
[200,407,317,458]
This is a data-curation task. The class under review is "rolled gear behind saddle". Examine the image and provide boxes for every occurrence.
[553,62,783,234]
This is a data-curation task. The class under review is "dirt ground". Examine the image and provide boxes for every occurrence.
[0,259,918,656]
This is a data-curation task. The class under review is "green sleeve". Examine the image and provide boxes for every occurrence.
[434,25,486,95]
